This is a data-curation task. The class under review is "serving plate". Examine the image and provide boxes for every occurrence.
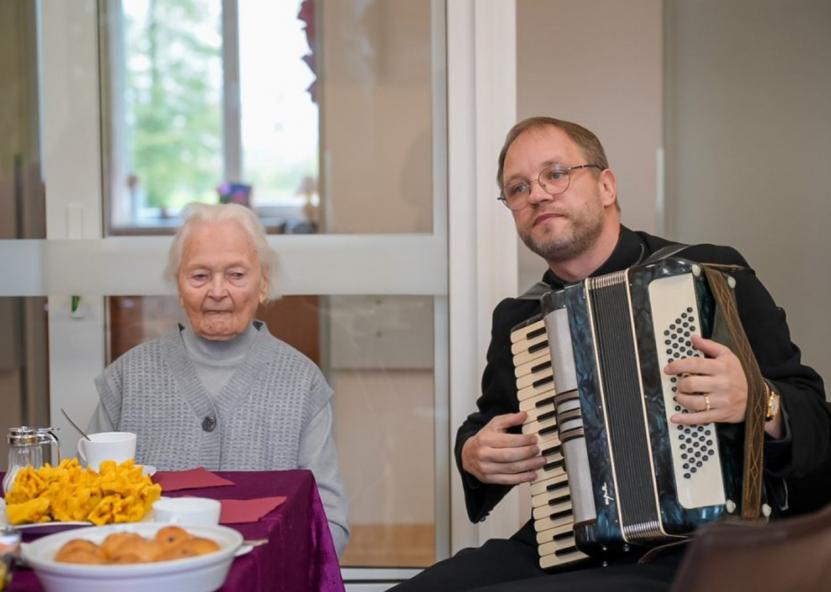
[22,522,243,592]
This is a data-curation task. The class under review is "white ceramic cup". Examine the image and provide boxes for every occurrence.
[153,497,222,526]
[76,431,137,472]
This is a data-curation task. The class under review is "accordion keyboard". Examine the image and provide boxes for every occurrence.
[511,317,588,570]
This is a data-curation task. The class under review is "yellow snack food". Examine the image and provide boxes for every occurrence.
[5,497,51,525]
[3,458,161,526]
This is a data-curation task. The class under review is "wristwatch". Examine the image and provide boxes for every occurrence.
[764,381,781,422]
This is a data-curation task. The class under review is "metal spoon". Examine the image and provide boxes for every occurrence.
[60,407,92,441]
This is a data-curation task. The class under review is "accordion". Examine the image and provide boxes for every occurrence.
[511,257,747,569]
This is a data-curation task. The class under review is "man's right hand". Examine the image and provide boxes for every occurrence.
[461,411,546,485]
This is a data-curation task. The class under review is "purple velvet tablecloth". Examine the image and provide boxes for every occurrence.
[5,470,345,592]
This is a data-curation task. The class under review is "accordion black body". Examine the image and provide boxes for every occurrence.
[514,257,745,567]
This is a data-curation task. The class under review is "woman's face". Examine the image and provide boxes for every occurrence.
[177,219,267,341]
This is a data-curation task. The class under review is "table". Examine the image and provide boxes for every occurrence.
[4,470,345,592]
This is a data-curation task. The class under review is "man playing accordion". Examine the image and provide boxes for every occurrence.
[393,117,830,591]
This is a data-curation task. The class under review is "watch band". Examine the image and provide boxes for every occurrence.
[764,380,780,422]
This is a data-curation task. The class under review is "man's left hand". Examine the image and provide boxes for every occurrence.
[664,334,748,425]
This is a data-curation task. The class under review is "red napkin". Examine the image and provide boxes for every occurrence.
[153,467,235,492]
[219,496,287,524]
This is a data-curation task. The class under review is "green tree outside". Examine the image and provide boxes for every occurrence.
[126,0,222,211]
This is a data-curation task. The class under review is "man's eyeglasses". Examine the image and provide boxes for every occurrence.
[498,163,603,210]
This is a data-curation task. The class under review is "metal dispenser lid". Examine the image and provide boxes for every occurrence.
[7,427,38,446]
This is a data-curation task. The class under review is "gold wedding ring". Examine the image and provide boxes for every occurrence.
[703,395,711,412]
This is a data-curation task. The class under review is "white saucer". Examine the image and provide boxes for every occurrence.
[141,465,157,477]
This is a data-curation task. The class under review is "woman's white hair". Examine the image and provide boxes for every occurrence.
[165,203,277,298]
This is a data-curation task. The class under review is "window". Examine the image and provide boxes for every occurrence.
[103,0,319,233]
[102,0,436,236]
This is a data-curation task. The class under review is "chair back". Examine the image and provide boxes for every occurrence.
[671,499,831,592]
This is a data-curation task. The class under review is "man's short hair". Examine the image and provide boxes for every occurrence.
[496,116,610,190]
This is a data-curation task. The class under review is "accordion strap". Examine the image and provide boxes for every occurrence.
[518,281,551,300]
[702,266,767,521]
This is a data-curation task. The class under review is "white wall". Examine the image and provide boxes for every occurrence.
[516,0,663,290]
[665,0,831,387]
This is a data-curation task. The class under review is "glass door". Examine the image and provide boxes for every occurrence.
[0,1,520,588]
[2,0,451,585]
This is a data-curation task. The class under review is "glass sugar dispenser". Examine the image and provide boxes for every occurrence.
[2,426,60,495]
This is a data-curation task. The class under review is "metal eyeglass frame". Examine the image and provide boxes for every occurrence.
[497,163,603,210]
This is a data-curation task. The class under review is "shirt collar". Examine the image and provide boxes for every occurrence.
[541,225,646,289]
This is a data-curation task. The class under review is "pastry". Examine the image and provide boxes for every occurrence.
[108,539,162,564]
[54,540,107,564]
[53,527,221,564]
[101,532,143,559]
[154,525,191,548]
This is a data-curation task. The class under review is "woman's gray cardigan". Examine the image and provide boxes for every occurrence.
[93,326,349,555]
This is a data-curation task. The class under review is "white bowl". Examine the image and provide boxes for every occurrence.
[153,497,221,526]
[22,522,243,592]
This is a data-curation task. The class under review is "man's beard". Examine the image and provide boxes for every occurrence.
[519,209,604,263]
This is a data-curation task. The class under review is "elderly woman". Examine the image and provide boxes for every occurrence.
[88,203,349,555]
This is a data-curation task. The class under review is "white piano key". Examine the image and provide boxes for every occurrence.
[523,403,557,426]
[517,379,555,401]
[510,332,548,356]
[514,352,552,379]
[516,366,553,390]
[525,411,558,432]
[538,548,588,570]
[532,498,573,520]
[510,319,546,344]
[519,389,555,411]
[535,431,562,451]
[535,523,577,545]
[531,486,571,509]
[530,472,570,496]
